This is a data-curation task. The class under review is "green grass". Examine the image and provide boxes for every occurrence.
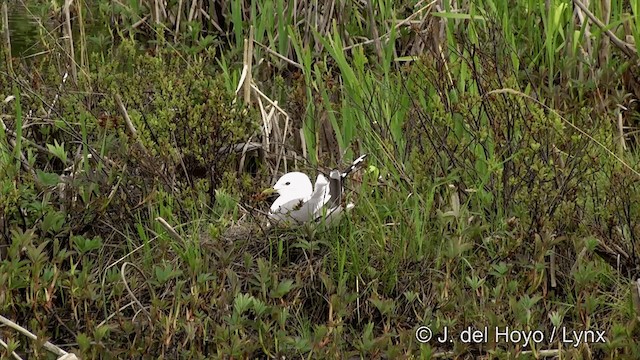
[1,0,640,358]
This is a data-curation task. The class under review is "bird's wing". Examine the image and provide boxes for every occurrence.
[268,197,306,222]
[288,174,330,222]
[314,154,366,226]
[316,169,346,224]
[327,169,343,210]
[340,154,367,178]
[270,174,331,223]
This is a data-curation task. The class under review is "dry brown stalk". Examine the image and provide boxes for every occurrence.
[63,0,77,83]
[572,0,637,59]
[0,315,76,359]
[1,1,12,75]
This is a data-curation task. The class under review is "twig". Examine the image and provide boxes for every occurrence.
[550,247,557,288]
[0,315,73,358]
[198,8,224,33]
[114,94,151,155]
[120,262,152,323]
[46,72,69,118]
[155,216,184,242]
[115,94,138,139]
[218,142,262,153]
[571,0,636,59]
[253,41,302,69]
[129,15,150,32]
[97,301,136,328]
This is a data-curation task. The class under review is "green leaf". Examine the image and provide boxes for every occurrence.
[270,279,294,299]
[76,332,92,353]
[37,170,61,186]
[153,263,183,284]
[233,293,253,314]
[41,211,66,233]
[46,139,68,163]
[72,235,103,254]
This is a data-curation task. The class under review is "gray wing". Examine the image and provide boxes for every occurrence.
[327,169,342,210]
[314,155,366,225]
[314,170,348,224]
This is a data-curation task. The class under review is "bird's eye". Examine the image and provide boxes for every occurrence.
[285,182,291,185]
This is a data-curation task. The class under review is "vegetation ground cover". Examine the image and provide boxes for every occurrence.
[1,0,640,358]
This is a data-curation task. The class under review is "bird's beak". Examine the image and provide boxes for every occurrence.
[261,187,277,196]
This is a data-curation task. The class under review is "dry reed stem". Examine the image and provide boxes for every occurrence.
[365,0,383,59]
[115,94,138,139]
[244,27,254,104]
[250,81,293,174]
[1,1,12,75]
[572,0,637,59]
[344,1,436,51]
[275,103,290,178]
[635,278,640,321]
[63,0,77,83]
[598,0,611,65]
[256,92,270,148]
[154,0,161,52]
[115,94,154,161]
[77,0,86,69]
[187,0,196,23]
[174,0,183,42]
[299,128,307,160]
[573,0,593,60]
[199,8,223,33]
[250,84,289,117]
[617,106,627,152]
[130,15,150,32]
[254,41,303,69]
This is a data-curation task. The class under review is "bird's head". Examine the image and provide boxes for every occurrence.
[262,172,313,200]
